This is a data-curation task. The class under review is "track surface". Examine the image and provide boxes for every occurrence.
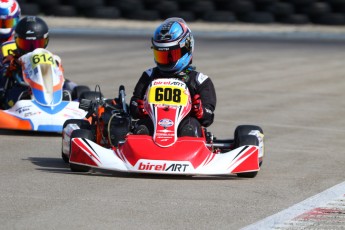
[1,35,345,229]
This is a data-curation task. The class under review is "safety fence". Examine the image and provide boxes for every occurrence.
[18,0,345,25]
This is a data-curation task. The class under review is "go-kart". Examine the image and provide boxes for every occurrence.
[0,48,89,133]
[62,78,264,178]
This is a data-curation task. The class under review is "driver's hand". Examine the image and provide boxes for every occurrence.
[192,94,203,119]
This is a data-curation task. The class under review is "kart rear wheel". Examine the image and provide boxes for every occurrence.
[69,129,94,172]
[236,135,259,178]
[71,85,91,101]
[79,91,103,102]
[108,114,130,146]
[234,125,263,148]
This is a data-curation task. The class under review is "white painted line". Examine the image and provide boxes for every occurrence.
[241,181,345,230]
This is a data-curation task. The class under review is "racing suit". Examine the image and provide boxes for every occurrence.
[130,66,217,136]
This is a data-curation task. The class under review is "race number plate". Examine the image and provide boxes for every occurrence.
[31,52,55,68]
[148,85,188,106]
[1,42,17,57]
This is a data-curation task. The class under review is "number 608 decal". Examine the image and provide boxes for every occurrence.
[149,85,188,106]
[155,87,181,103]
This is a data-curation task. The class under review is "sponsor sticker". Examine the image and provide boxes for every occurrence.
[136,160,192,173]
[158,118,174,128]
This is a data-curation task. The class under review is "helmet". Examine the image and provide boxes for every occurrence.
[152,17,194,75]
[14,16,49,54]
[0,0,21,41]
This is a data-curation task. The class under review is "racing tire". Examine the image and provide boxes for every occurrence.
[108,114,131,147]
[236,135,259,178]
[62,119,91,130]
[61,119,91,163]
[71,85,91,101]
[234,125,263,148]
[69,129,94,172]
[61,152,69,163]
[79,91,103,103]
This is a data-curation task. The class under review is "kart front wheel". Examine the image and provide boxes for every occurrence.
[63,119,91,130]
[61,119,91,163]
[69,129,94,172]
[236,135,259,178]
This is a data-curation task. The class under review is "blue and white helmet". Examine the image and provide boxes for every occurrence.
[152,18,194,75]
[0,0,21,41]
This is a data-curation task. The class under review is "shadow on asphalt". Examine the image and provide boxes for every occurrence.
[0,129,60,137]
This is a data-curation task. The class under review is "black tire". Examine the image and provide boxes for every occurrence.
[71,85,91,101]
[164,11,196,22]
[62,119,91,130]
[236,135,259,178]
[32,0,60,5]
[222,0,255,14]
[240,12,275,23]
[153,1,179,14]
[126,9,160,21]
[79,91,103,103]
[83,6,121,19]
[234,125,263,148]
[314,13,345,25]
[303,2,331,17]
[20,3,40,15]
[108,114,130,146]
[279,14,310,24]
[182,1,215,14]
[45,5,78,17]
[61,152,69,163]
[110,0,144,11]
[61,119,91,163]
[288,0,316,5]
[67,0,104,7]
[202,11,237,23]
[265,2,295,17]
[69,129,94,172]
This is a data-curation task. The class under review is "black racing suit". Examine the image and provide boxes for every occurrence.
[130,66,217,135]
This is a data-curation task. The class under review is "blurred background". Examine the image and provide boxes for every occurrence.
[18,0,345,26]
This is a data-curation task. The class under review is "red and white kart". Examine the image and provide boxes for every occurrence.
[62,79,264,178]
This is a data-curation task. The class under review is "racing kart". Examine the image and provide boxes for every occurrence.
[62,78,264,178]
[0,48,89,133]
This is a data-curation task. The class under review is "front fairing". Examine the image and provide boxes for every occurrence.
[144,78,192,147]
[20,48,64,107]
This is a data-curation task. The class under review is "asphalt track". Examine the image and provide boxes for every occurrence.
[1,30,345,229]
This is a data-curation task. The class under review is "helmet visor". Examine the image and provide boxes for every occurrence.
[15,37,47,52]
[0,17,19,29]
[153,47,182,65]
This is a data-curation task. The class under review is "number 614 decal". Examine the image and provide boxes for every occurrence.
[31,52,55,68]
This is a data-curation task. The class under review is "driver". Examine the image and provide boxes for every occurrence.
[130,17,217,137]
[0,16,76,109]
[0,0,20,59]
